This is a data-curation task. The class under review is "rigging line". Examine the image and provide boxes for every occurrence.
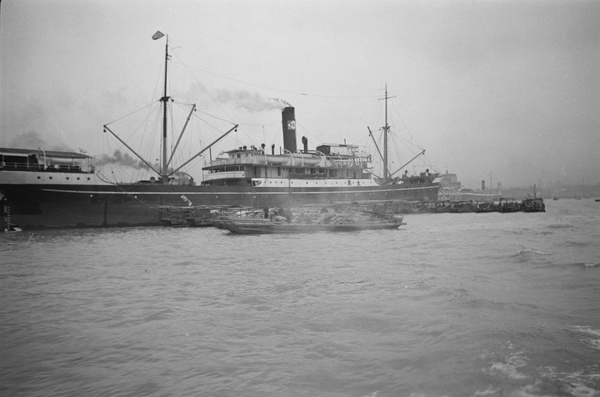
[353,135,371,147]
[186,113,249,153]
[193,108,239,126]
[382,100,426,152]
[257,125,281,148]
[104,102,156,126]
[150,51,165,106]
[295,122,325,146]
[388,127,425,151]
[108,101,159,163]
[172,57,381,99]
[236,120,280,127]
[389,98,416,142]
[138,103,162,169]
[192,112,236,136]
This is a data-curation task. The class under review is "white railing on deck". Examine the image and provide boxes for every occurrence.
[207,155,370,169]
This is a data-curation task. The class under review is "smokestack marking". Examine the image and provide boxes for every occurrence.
[282,107,297,153]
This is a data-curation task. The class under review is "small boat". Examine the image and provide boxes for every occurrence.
[160,205,230,227]
[3,223,22,232]
[220,218,405,234]
[217,205,405,234]
[521,198,545,212]
[498,197,521,213]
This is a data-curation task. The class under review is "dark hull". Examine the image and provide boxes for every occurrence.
[1,182,439,230]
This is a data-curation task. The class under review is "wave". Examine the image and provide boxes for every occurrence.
[547,223,575,229]
[510,248,551,263]
[571,262,600,269]
[573,326,600,351]
[583,262,600,268]
[512,248,550,257]
[484,342,600,396]
[540,365,600,397]
[509,379,599,397]
[486,349,529,380]
[536,262,600,270]
[559,239,596,249]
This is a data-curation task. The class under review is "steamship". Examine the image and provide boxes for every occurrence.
[0,34,439,230]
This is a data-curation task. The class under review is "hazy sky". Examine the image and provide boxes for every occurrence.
[1,0,598,188]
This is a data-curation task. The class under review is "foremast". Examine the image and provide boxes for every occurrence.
[159,33,170,184]
[152,32,238,182]
[103,31,239,184]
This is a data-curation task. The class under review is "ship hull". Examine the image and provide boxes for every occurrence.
[2,182,439,230]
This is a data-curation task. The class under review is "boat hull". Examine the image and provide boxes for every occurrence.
[1,181,438,229]
[220,219,405,234]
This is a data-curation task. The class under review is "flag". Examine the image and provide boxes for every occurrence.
[152,31,165,40]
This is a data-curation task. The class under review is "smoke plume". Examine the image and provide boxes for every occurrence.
[214,89,291,112]
[93,150,148,169]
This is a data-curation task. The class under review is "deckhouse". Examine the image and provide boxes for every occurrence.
[201,107,377,188]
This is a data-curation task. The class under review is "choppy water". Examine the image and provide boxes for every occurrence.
[1,199,599,397]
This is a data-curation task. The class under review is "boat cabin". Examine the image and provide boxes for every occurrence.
[0,148,94,173]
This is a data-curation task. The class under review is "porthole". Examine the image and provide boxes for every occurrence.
[66,177,70,180]
[49,176,53,180]
[37,176,41,179]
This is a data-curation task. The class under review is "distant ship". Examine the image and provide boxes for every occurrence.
[1,34,439,230]
[438,171,501,202]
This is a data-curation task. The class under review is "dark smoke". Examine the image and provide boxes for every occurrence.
[93,150,149,169]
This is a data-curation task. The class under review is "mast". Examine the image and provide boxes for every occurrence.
[160,36,170,184]
[367,126,385,173]
[384,85,388,182]
[167,104,196,168]
[380,84,395,183]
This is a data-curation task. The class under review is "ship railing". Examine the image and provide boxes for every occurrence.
[211,157,271,166]
[0,161,85,173]
[329,160,367,168]
[206,157,369,169]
